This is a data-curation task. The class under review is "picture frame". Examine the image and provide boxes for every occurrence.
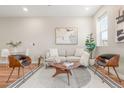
[55,27,78,45]
[116,29,124,42]
[115,21,124,42]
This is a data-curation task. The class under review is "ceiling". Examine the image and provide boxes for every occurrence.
[0,5,101,17]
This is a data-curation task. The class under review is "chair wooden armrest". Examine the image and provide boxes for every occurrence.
[106,55,120,67]
[9,56,21,68]
[95,56,105,62]
[7,55,32,82]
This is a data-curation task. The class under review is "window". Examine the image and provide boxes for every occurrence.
[97,13,108,46]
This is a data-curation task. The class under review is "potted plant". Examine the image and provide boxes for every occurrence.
[85,33,96,59]
[6,41,22,52]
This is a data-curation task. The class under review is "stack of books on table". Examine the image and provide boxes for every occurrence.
[63,62,74,69]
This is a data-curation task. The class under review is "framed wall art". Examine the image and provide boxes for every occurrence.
[55,27,78,45]
[116,8,124,42]
[116,29,124,42]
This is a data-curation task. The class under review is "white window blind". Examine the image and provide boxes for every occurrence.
[97,14,108,46]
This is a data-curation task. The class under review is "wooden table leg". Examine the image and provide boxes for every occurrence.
[52,67,71,85]
[69,71,72,76]
[52,68,66,77]
[52,73,58,77]
[67,71,70,85]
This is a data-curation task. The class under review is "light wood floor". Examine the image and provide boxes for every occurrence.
[93,66,124,87]
[0,64,38,88]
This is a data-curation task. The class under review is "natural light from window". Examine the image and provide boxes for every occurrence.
[97,13,108,46]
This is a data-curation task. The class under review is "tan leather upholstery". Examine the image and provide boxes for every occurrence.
[95,54,121,82]
[7,55,32,82]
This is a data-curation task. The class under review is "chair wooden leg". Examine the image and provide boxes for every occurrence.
[21,67,25,80]
[94,64,99,74]
[6,67,15,82]
[113,67,121,82]
[108,67,110,75]
[18,67,20,77]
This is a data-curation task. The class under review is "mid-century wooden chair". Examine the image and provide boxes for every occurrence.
[7,55,32,82]
[95,54,121,82]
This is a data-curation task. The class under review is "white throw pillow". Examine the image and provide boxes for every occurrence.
[58,49,66,56]
[80,51,90,67]
[49,48,59,57]
[74,48,85,57]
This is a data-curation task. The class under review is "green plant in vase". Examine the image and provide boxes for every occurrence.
[85,33,96,59]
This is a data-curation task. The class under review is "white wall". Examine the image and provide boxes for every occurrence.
[93,6,124,55]
[93,6,124,75]
[0,17,93,60]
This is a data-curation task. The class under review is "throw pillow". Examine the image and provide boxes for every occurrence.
[49,48,59,57]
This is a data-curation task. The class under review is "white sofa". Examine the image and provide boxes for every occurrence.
[45,48,90,67]
[45,48,66,62]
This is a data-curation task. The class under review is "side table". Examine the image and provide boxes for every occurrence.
[38,56,44,66]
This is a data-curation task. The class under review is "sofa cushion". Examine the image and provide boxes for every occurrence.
[45,57,55,62]
[59,57,67,62]
[66,56,80,62]
[45,56,66,62]
[58,49,66,56]
[74,48,85,57]
[49,48,59,57]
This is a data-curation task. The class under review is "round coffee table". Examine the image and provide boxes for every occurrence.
[50,62,81,85]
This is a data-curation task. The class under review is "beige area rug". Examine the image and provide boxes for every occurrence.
[20,66,91,88]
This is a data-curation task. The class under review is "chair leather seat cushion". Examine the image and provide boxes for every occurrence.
[14,55,22,60]
[100,54,116,60]
[21,60,31,66]
[14,55,27,60]
[97,61,106,66]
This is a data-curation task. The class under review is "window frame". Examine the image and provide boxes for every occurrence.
[96,12,108,46]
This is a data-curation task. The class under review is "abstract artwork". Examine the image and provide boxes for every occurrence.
[116,9,124,43]
[55,27,78,45]
[116,29,124,42]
